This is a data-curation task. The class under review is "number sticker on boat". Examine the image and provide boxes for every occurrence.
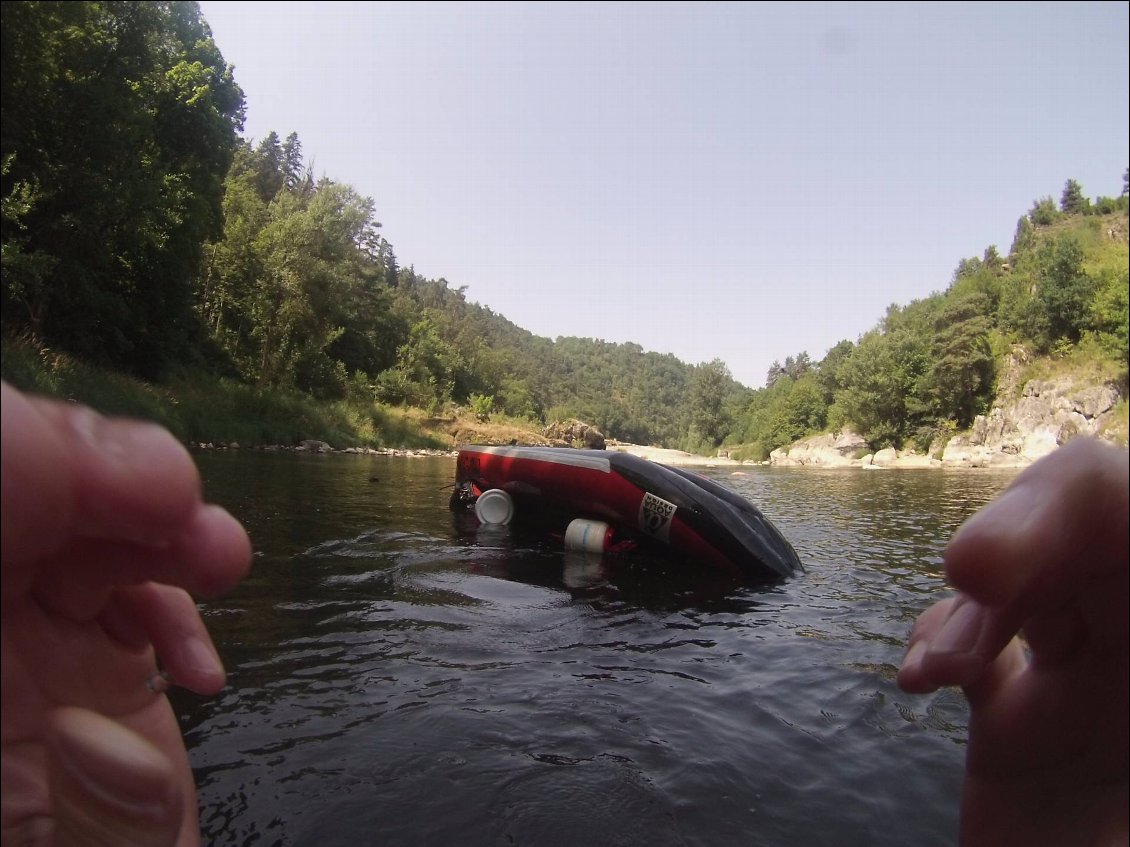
[639,492,676,542]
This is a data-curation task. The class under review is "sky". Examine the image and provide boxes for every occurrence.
[196,1,1129,388]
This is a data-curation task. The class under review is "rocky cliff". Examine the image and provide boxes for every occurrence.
[770,356,1124,469]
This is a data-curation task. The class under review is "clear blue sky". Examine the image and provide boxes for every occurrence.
[197,1,1128,388]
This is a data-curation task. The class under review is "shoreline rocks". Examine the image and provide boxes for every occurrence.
[189,441,457,458]
[769,374,1123,470]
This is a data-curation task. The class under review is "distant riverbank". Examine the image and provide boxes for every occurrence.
[605,443,740,467]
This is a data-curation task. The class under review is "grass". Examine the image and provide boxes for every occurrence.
[0,335,449,449]
[1018,336,1128,395]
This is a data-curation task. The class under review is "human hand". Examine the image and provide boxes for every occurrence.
[898,437,1128,846]
[1,381,252,846]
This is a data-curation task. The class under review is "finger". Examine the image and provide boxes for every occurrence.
[32,504,253,621]
[48,708,187,847]
[34,396,204,546]
[1,383,203,568]
[944,438,1129,607]
[898,596,1028,694]
[897,597,955,693]
[1,382,77,575]
[111,583,227,696]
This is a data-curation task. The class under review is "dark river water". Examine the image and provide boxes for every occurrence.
[174,451,1020,847]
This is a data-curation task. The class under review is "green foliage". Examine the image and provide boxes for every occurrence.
[1017,237,1097,351]
[1011,215,1036,255]
[688,359,733,448]
[375,314,463,407]
[765,351,813,388]
[1,1,244,375]
[0,334,444,449]
[1028,196,1060,226]
[832,327,931,448]
[927,292,996,427]
[468,392,494,422]
[1060,179,1089,215]
[1091,264,1129,363]
[725,442,770,463]
[200,141,397,397]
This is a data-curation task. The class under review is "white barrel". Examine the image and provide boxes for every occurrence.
[564,518,614,553]
[474,488,514,525]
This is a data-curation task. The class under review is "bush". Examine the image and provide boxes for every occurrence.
[468,393,494,422]
[727,442,769,463]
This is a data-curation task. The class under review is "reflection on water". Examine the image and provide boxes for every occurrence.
[177,452,1017,847]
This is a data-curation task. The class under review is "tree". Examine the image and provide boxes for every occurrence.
[376,314,463,409]
[1028,197,1059,226]
[200,136,396,396]
[816,339,854,405]
[1011,215,1035,255]
[953,256,984,282]
[281,131,306,193]
[1,0,245,375]
[252,131,285,200]
[766,360,785,388]
[1091,263,1129,363]
[927,294,996,428]
[1030,237,1095,348]
[832,327,931,448]
[688,359,732,448]
[1059,179,1088,215]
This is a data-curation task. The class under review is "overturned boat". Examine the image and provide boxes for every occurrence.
[450,445,802,582]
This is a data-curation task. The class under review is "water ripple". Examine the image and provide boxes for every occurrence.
[179,454,1016,847]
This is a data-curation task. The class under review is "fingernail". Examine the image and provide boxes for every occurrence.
[930,601,984,656]
[182,637,224,678]
[901,638,928,673]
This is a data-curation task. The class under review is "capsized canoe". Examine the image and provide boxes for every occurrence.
[451,445,801,581]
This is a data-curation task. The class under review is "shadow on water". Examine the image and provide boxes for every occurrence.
[177,452,1018,847]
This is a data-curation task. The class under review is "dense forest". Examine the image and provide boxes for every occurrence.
[3,2,1128,454]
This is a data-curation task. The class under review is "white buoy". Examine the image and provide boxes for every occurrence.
[474,489,514,525]
[564,518,614,553]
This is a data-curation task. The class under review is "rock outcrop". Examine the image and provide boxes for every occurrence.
[769,373,1122,469]
[544,419,606,449]
[941,377,1120,468]
[769,430,868,467]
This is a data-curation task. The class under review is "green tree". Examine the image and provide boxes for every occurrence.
[1089,261,1129,363]
[1028,197,1060,226]
[688,359,732,448]
[772,374,826,445]
[983,245,1004,272]
[200,137,395,396]
[281,131,309,194]
[832,326,931,448]
[1011,215,1036,255]
[1060,179,1088,215]
[376,313,463,408]
[816,339,855,405]
[927,293,996,428]
[1,0,244,375]
[1025,237,1096,350]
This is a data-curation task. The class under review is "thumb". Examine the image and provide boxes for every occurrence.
[48,708,186,847]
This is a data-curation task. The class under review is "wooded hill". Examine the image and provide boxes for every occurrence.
[2,3,1127,453]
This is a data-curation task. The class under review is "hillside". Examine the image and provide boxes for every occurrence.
[722,200,1128,461]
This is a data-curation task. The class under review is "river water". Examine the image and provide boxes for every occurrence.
[174,451,1019,847]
